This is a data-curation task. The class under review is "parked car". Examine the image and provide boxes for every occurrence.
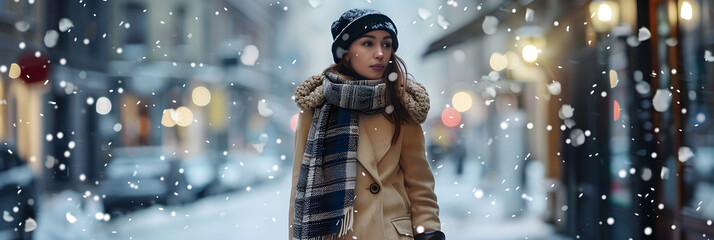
[0,144,38,240]
[100,146,188,215]
[205,149,282,194]
[180,152,217,198]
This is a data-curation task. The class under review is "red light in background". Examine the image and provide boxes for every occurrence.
[441,107,461,127]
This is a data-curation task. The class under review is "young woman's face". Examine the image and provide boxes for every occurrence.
[345,30,393,80]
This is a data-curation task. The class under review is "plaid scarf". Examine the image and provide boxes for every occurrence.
[293,70,386,240]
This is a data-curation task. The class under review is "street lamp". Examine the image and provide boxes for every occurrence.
[680,1,693,20]
[514,26,545,64]
[598,3,613,21]
[511,26,546,82]
[589,1,620,32]
[522,45,539,63]
[676,0,699,30]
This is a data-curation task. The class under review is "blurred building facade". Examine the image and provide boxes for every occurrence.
[0,0,51,176]
[424,0,714,239]
[1,0,294,200]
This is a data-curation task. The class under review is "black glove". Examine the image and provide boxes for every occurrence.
[414,230,445,240]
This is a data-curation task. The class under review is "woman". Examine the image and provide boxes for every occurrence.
[289,8,445,240]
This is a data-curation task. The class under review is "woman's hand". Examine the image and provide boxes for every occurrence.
[414,230,445,240]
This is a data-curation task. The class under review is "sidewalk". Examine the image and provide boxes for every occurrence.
[433,158,572,240]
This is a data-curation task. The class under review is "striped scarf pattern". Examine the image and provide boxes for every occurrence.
[293,70,386,240]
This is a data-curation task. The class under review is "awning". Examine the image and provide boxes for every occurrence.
[422,0,515,58]
[422,0,584,58]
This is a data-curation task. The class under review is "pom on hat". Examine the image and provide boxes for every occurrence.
[331,8,398,63]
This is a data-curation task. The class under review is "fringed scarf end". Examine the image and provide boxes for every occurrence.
[337,206,354,238]
[297,207,355,240]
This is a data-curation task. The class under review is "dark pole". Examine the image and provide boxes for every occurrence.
[666,0,687,239]
[628,0,664,239]
[594,30,613,240]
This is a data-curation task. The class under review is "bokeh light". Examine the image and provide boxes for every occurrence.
[175,107,194,127]
[522,45,538,63]
[681,1,693,20]
[192,86,212,106]
[8,63,20,79]
[597,3,612,21]
[505,51,521,70]
[489,52,508,71]
[452,92,473,112]
[161,109,177,127]
[441,107,461,127]
[609,70,618,88]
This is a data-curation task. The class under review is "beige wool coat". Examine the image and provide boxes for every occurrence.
[288,106,442,239]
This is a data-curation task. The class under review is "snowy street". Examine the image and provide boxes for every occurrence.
[30,159,570,240]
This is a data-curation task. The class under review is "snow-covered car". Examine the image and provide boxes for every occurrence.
[100,146,187,215]
[208,149,282,193]
[180,152,217,198]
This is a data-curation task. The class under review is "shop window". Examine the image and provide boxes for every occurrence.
[124,3,146,45]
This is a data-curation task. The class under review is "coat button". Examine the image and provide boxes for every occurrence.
[369,183,380,194]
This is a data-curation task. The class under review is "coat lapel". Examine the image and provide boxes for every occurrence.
[357,114,394,179]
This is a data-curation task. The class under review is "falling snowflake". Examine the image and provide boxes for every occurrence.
[437,15,450,30]
[638,27,651,42]
[705,50,714,62]
[525,8,534,22]
[482,16,498,35]
[59,18,74,32]
[652,89,671,112]
[558,104,574,119]
[418,8,432,20]
[547,81,561,95]
[308,0,321,8]
[678,146,694,162]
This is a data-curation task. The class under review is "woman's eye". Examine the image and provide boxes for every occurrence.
[362,41,373,47]
[383,43,392,48]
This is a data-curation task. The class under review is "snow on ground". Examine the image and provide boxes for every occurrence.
[34,158,570,239]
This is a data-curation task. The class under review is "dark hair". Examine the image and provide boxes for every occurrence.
[326,52,414,145]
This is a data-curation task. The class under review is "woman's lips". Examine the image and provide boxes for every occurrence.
[370,65,384,71]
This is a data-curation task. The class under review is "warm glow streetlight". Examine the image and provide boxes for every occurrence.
[681,1,693,20]
[522,45,538,63]
[589,1,620,32]
[598,3,613,21]
[677,0,699,30]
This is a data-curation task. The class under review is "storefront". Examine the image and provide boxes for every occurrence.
[424,0,714,239]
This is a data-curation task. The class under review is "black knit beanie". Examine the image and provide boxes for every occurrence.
[331,8,398,63]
